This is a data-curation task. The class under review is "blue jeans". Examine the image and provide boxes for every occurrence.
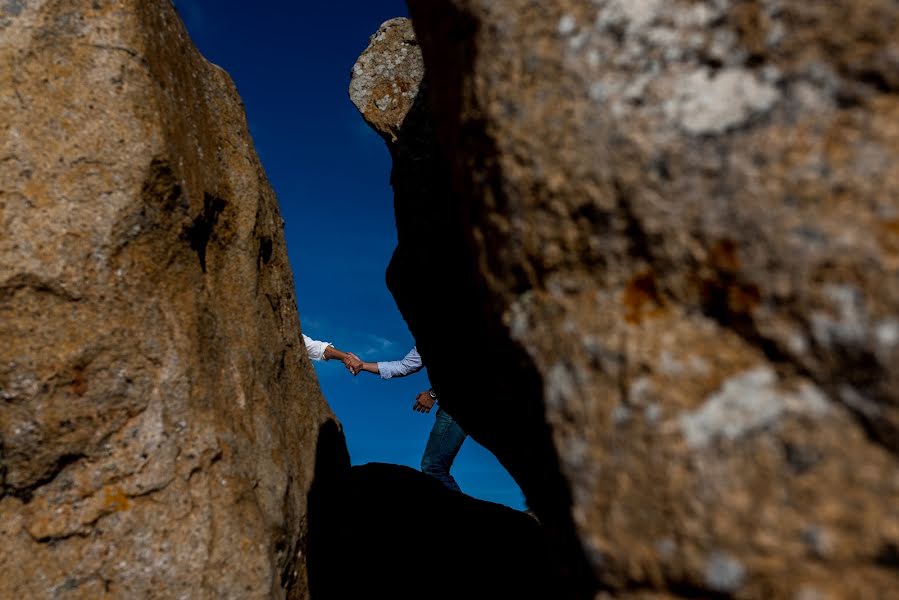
[421,406,467,492]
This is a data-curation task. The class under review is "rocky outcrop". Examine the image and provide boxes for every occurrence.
[350,19,594,598]
[356,2,899,598]
[307,423,554,600]
[1,1,334,598]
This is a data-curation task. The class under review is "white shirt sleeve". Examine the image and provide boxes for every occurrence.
[303,333,333,361]
[376,346,423,379]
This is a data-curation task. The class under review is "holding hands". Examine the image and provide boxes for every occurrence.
[343,352,364,375]
[336,345,435,416]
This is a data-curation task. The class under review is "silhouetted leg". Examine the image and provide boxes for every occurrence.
[421,406,467,492]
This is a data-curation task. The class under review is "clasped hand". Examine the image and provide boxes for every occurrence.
[342,352,363,375]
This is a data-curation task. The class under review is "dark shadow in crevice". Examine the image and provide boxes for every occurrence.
[375,7,595,597]
[183,192,226,273]
[7,452,85,505]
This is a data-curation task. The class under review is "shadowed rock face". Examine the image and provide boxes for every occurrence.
[350,18,593,598]
[306,422,554,600]
[350,19,585,598]
[0,1,335,597]
[356,3,899,599]
[312,464,554,600]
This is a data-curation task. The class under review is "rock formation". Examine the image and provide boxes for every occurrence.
[355,2,899,598]
[1,1,335,597]
[350,18,594,597]
[306,422,555,600]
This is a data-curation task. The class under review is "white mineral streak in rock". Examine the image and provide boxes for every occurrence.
[667,68,780,135]
[680,367,830,448]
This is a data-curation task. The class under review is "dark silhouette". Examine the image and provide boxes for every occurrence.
[306,422,558,600]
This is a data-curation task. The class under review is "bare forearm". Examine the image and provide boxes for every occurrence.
[323,345,347,362]
[361,361,380,375]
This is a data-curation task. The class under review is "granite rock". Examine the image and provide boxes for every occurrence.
[365,1,899,597]
[1,1,335,598]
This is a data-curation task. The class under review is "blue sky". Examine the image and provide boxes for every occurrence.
[174,0,525,509]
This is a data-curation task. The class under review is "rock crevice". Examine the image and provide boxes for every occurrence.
[354,2,899,598]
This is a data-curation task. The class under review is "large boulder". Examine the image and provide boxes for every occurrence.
[357,2,899,598]
[0,1,335,598]
[350,19,594,597]
[307,455,554,599]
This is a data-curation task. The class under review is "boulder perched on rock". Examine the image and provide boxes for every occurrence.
[355,2,899,598]
[349,17,424,144]
[0,1,335,598]
[350,19,593,597]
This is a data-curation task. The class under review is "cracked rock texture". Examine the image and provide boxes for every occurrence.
[357,2,899,598]
[1,1,334,598]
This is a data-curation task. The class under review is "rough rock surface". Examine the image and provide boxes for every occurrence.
[350,17,593,598]
[1,1,335,598]
[358,2,899,598]
[349,17,424,144]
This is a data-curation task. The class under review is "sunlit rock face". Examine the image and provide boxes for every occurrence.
[360,2,899,598]
[349,17,424,144]
[0,1,336,597]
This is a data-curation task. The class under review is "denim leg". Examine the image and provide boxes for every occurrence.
[421,407,467,493]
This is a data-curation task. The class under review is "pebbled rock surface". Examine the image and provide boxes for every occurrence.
[349,17,424,144]
[358,2,899,598]
[1,1,335,598]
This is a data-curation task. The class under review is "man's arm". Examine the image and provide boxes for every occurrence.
[413,389,436,413]
[344,346,423,378]
[370,346,423,380]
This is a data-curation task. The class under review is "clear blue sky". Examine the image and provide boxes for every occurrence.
[174,0,525,509]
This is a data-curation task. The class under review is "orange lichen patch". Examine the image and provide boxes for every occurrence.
[698,272,762,319]
[623,271,665,324]
[22,179,48,203]
[730,1,769,57]
[366,80,414,127]
[395,78,412,94]
[709,239,741,274]
[882,219,899,239]
[697,239,762,321]
[727,282,762,316]
[879,219,899,262]
[103,487,131,512]
[71,367,88,397]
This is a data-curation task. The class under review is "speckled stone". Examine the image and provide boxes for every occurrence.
[349,18,424,142]
[0,1,336,598]
[395,0,899,597]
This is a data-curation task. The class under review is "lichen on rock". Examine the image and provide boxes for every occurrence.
[356,0,899,597]
[349,17,424,142]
